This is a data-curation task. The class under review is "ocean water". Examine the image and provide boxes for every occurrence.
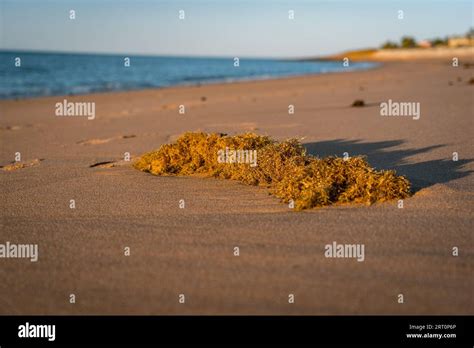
[0,51,375,99]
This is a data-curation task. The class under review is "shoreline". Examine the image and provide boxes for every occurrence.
[1,60,378,102]
[5,46,472,102]
[309,47,474,62]
[5,49,471,102]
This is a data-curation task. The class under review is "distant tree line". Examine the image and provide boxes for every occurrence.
[381,28,473,49]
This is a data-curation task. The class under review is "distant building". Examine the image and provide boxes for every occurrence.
[418,40,432,48]
[448,37,474,47]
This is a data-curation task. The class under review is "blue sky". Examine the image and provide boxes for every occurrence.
[0,0,472,58]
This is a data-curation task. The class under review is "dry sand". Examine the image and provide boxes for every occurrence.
[320,46,474,61]
[0,60,473,314]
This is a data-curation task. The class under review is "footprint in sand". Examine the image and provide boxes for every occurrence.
[161,103,177,110]
[161,99,208,111]
[1,159,44,171]
[206,122,259,132]
[77,134,136,145]
[0,125,21,131]
[89,159,133,168]
[0,124,35,131]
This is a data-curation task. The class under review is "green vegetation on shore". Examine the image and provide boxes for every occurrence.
[381,28,474,49]
[134,132,411,210]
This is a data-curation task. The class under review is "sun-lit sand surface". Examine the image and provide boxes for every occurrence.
[0,60,473,314]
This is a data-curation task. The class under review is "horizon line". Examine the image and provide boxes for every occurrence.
[0,48,345,61]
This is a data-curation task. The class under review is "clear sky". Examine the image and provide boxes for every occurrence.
[0,0,472,58]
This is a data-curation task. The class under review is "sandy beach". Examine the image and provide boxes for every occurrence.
[1,60,473,315]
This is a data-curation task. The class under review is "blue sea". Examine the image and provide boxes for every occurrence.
[0,51,375,99]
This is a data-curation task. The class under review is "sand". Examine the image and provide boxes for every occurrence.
[319,46,474,61]
[0,60,473,314]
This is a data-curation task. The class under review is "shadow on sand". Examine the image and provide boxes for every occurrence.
[304,139,472,192]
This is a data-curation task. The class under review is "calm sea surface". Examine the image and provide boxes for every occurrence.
[0,51,375,99]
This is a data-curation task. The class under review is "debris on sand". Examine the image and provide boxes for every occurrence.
[1,159,44,171]
[351,99,365,107]
[134,132,411,210]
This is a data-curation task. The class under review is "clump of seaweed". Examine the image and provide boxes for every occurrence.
[134,132,411,210]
